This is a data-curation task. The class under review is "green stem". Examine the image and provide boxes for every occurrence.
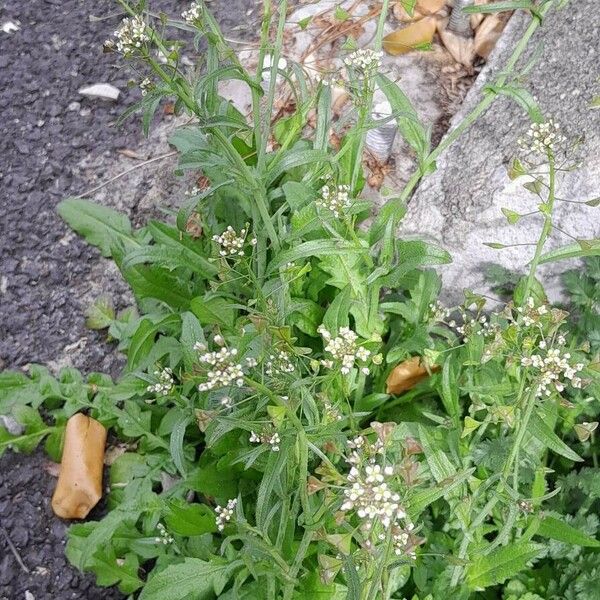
[258,0,288,171]
[349,0,390,192]
[244,377,310,517]
[521,152,556,302]
[282,528,314,600]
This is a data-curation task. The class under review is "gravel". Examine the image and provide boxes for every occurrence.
[0,0,254,597]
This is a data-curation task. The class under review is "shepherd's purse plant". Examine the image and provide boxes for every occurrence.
[1,0,599,598]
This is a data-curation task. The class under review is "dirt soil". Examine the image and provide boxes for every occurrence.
[0,0,254,597]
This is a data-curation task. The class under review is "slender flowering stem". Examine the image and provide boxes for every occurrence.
[349,0,390,192]
[522,151,556,302]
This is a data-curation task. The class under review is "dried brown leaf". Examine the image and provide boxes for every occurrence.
[474,13,509,59]
[393,0,447,22]
[438,21,475,67]
[383,17,437,56]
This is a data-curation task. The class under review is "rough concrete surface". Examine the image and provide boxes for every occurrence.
[401,1,600,303]
[0,1,254,597]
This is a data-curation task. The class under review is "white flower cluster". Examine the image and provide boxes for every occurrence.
[146,367,174,396]
[346,434,384,466]
[112,16,150,55]
[185,185,202,197]
[518,118,566,155]
[182,1,202,24]
[521,344,584,397]
[343,49,383,79]
[250,431,281,452]
[318,325,371,375]
[428,301,451,323]
[194,343,244,391]
[265,350,295,376]
[454,311,501,345]
[389,522,417,558]
[516,296,548,327]
[220,396,234,410]
[316,183,351,218]
[140,77,153,96]
[215,498,237,531]
[341,463,404,528]
[339,436,421,557]
[212,226,255,257]
[154,523,174,545]
[322,399,343,423]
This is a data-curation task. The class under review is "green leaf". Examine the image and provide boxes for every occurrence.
[334,5,350,20]
[513,275,546,306]
[85,296,115,330]
[408,468,475,518]
[297,16,312,30]
[418,424,456,482]
[341,553,362,600]
[92,548,143,594]
[501,207,522,225]
[119,260,194,310]
[266,149,332,186]
[315,84,332,151]
[180,312,205,371]
[170,413,191,477]
[462,1,535,14]
[538,239,600,264]
[190,295,237,329]
[123,245,216,279]
[267,240,366,274]
[376,73,430,161]
[529,412,583,463]
[186,456,239,501]
[139,558,236,600]
[283,181,315,211]
[322,285,351,333]
[466,543,542,589]
[536,515,600,547]
[126,315,180,371]
[293,573,348,598]
[58,198,136,258]
[164,500,217,536]
[399,0,417,15]
[398,239,452,267]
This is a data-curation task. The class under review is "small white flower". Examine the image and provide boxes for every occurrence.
[139,77,153,96]
[343,48,383,79]
[212,225,250,258]
[316,183,352,218]
[112,15,150,55]
[518,118,566,155]
[182,1,203,24]
[155,522,174,545]
[250,431,281,452]
[215,499,237,531]
[265,350,295,376]
[197,346,244,391]
[146,367,174,396]
[220,396,234,409]
[319,325,371,375]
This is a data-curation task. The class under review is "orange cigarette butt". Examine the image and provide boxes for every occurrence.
[386,356,439,394]
[51,413,107,520]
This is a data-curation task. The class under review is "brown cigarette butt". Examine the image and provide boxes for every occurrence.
[51,413,107,519]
